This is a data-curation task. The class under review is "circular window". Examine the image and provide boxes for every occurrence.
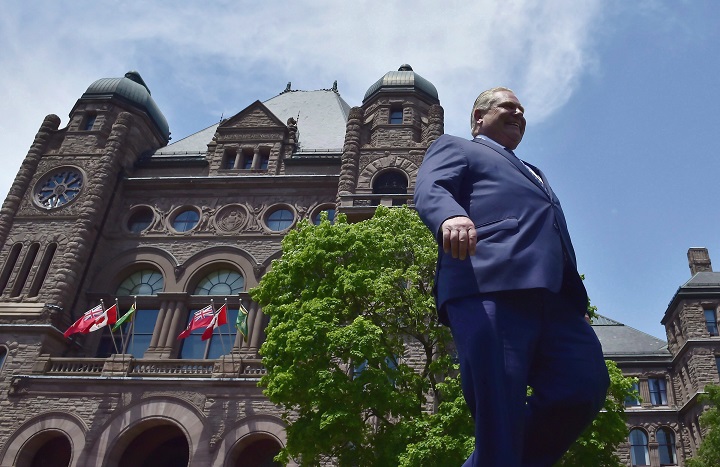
[127,207,154,233]
[117,270,164,296]
[194,269,245,295]
[266,208,294,231]
[172,209,200,232]
[312,208,336,225]
[34,168,84,210]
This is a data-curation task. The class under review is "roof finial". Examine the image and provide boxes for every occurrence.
[284,82,291,93]
[332,80,338,92]
[398,64,413,72]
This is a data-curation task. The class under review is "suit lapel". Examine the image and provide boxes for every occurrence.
[472,138,549,197]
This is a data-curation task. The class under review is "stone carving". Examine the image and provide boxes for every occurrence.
[214,205,249,233]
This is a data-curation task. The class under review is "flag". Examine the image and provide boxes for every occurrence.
[201,304,227,341]
[236,302,249,342]
[177,305,214,340]
[63,304,104,338]
[112,304,136,331]
[89,304,118,332]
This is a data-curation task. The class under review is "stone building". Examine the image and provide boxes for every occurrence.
[0,65,441,466]
[0,64,717,466]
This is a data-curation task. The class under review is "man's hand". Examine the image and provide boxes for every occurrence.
[441,216,477,260]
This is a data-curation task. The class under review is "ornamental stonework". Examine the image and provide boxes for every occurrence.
[214,204,249,233]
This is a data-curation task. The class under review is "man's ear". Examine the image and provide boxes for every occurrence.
[473,108,484,125]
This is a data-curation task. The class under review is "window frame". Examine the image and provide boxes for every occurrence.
[705,308,719,336]
[171,208,200,233]
[629,428,650,466]
[656,427,677,466]
[648,377,668,406]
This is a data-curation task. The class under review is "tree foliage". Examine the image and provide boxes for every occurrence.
[687,384,720,467]
[252,205,636,466]
[252,206,462,465]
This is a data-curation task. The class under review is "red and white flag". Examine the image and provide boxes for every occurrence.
[63,304,105,338]
[177,305,215,340]
[89,304,118,332]
[201,304,228,341]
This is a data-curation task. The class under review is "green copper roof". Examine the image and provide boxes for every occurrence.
[82,71,170,141]
[363,64,439,103]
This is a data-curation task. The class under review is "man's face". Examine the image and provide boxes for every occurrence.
[474,91,525,150]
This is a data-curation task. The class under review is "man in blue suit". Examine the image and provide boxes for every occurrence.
[414,87,609,467]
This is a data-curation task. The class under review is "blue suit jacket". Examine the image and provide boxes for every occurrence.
[414,134,586,325]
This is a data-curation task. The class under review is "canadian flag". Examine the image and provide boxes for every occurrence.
[201,304,228,341]
[89,304,118,332]
[63,305,105,338]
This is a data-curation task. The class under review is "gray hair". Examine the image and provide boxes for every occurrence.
[470,87,515,136]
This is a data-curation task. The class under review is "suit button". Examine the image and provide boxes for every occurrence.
[553,223,559,229]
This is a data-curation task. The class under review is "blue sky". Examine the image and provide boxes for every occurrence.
[1,0,718,339]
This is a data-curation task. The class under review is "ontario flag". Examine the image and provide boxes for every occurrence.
[89,304,118,332]
[177,305,215,340]
[63,304,105,338]
[201,304,227,341]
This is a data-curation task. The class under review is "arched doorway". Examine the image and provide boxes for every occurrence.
[117,424,189,467]
[227,435,282,467]
[15,430,71,467]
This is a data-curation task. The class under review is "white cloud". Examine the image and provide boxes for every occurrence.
[0,0,603,198]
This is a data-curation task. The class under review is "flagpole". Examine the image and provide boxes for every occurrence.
[130,296,137,356]
[212,298,229,358]
[115,298,124,353]
[102,299,120,355]
[226,297,235,369]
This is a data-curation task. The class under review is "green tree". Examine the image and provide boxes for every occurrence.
[252,206,461,466]
[687,384,720,467]
[252,205,636,466]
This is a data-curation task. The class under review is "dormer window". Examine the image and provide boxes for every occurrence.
[223,148,237,169]
[259,147,270,170]
[389,108,403,124]
[82,113,97,131]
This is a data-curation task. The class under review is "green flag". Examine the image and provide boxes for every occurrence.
[112,304,136,332]
[236,303,249,342]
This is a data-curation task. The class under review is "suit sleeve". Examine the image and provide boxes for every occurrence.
[414,135,471,240]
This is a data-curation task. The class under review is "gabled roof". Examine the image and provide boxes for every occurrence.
[592,314,669,357]
[149,88,350,159]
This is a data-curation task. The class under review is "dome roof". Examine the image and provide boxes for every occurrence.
[363,64,439,103]
[82,71,170,141]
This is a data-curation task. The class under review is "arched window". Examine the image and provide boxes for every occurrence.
[172,209,199,232]
[179,269,244,359]
[657,427,677,465]
[266,208,294,231]
[97,269,164,358]
[116,270,164,296]
[194,269,245,296]
[372,171,408,195]
[629,428,650,466]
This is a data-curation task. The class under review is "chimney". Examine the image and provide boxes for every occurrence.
[688,247,712,276]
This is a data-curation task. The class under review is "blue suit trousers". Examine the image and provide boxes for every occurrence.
[446,288,609,467]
